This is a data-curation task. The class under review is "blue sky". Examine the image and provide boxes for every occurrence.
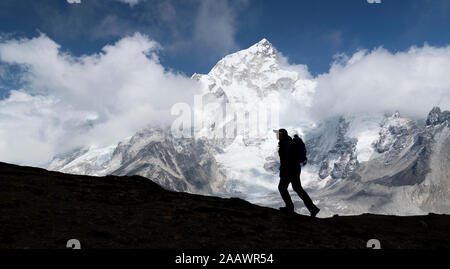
[1,0,450,76]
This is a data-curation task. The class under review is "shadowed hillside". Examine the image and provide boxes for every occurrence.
[0,162,449,249]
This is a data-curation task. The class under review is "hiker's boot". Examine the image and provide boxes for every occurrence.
[279,206,294,214]
[310,206,320,218]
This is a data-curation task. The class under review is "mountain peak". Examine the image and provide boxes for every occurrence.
[247,38,276,57]
[257,38,270,45]
[206,38,279,79]
[426,106,450,126]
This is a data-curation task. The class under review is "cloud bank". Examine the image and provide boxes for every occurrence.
[67,0,81,4]
[0,33,200,165]
[367,0,381,4]
[310,45,450,120]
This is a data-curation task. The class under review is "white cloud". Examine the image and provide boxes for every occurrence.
[158,1,176,22]
[310,45,450,120]
[164,0,245,58]
[67,0,81,4]
[117,0,141,7]
[0,33,200,165]
[277,51,313,80]
[367,0,381,4]
[91,15,135,40]
[193,0,238,54]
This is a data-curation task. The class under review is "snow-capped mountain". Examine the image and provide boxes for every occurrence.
[48,127,226,194]
[193,38,315,103]
[47,39,450,216]
[300,109,449,216]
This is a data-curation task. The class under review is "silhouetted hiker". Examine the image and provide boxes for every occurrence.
[274,128,320,217]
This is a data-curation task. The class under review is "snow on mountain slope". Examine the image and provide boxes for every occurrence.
[310,108,450,216]
[48,144,117,176]
[193,38,315,103]
[48,127,226,194]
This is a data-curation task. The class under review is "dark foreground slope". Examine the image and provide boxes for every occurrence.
[0,162,449,249]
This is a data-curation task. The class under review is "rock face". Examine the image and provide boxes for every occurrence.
[306,117,359,180]
[426,106,450,126]
[2,161,450,249]
[312,108,450,216]
[370,111,428,186]
[374,111,419,155]
[48,127,226,194]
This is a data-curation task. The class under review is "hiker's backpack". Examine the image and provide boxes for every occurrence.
[292,135,307,165]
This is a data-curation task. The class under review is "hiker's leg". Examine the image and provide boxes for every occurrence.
[278,173,294,209]
[291,166,317,213]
